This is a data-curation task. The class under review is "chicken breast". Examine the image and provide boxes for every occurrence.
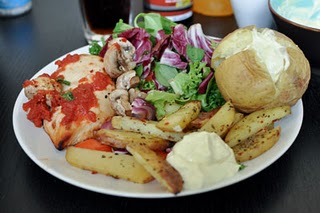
[23,54,115,150]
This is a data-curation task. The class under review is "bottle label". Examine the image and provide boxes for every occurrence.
[0,0,31,9]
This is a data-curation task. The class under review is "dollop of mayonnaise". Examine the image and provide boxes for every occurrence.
[248,28,290,82]
[166,131,240,190]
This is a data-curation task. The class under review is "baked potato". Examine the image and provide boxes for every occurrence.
[211,26,310,113]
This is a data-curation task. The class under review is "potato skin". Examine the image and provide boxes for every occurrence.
[212,26,310,113]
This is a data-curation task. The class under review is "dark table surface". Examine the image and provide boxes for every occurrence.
[1,0,320,212]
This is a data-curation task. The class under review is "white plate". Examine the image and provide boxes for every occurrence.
[12,45,303,198]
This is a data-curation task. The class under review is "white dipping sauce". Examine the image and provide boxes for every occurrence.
[166,132,240,190]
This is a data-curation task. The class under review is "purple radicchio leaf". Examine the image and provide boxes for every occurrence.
[187,23,214,65]
[151,29,171,61]
[159,48,188,70]
[131,97,156,120]
[198,71,214,94]
[118,28,152,64]
[172,24,189,59]
[140,57,153,79]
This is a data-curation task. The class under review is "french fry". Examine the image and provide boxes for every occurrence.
[126,143,183,194]
[66,146,154,184]
[232,126,281,162]
[111,116,186,142]
[225,106,291,147]
[156,101,201,132]
[95,129,170,151]
[199,101,235,137]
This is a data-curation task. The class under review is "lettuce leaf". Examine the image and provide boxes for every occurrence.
[154,62,178,87]
[145,90,180,119]
[186,44,205,63]
[113,19,133,35]
[134,13,177,37]
[170,61,206,98]
[200,77,226,112]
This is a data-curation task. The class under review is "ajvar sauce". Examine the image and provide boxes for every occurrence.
[23,54,114,127]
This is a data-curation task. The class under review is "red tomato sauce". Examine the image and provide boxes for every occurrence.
[55,54,80,68]
[60,71,113,125]
[23,54,114,127]
[23,90,61,127]
[51,54,80,79]
[22,73,51,88]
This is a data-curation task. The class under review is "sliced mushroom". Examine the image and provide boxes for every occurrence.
[116,70,140,90]
[128,88,147,103]
[104,38,136,78]
[109,89,132,116]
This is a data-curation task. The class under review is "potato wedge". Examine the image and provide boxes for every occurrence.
[126,143,183,194]
[232,126,281,162]
[225,106,291,147]
[95,129,170,151]
[187,108,219,130]
[111,116,186,142]
[156,101,201,132]
[66,146,154,184]
[199,101,235,137]
[232,112,244,127]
